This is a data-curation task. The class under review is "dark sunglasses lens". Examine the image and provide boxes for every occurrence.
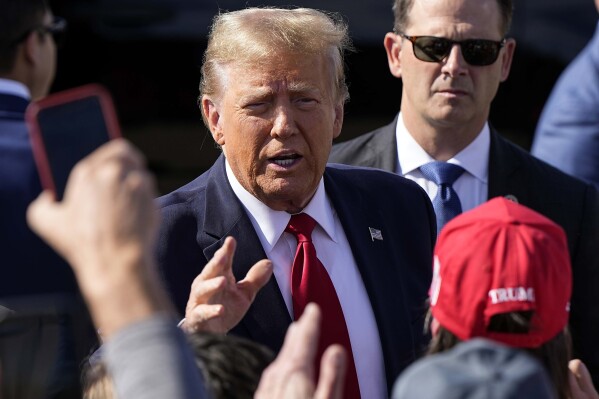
[413,37,452,62]
[462,40,500,66]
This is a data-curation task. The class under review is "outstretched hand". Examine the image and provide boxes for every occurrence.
[182,236,273,334]
[27,139,171,338]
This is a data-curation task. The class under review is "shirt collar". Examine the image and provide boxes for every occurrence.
[0,78,31,100]
[396,112,489,183]
[225,160,338,252]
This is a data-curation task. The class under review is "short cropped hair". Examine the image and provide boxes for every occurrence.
[392,0,513,37]
[0,0,48,73]
[199,7,352,124]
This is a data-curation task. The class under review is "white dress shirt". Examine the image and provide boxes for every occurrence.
[395,112,489,213]
[225,161,387,399]
[0,78,31,99]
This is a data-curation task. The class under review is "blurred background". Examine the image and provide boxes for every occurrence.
[48,0,599,195]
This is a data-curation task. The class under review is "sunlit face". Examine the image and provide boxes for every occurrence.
[202,52,343,213]
[386,0,515,130]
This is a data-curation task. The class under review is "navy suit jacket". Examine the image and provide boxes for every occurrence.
[0,92,78,300]
[532,22,599,189]
[330,116,599,384]
[157,155,436,391]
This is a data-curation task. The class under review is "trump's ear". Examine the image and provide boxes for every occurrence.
[201,96,225,145]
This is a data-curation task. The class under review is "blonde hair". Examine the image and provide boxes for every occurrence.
[199,7,352,124]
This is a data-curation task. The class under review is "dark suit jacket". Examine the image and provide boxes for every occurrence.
[330,115,599,383]
[157,155,436,391]
[0,91,94,397]
[0,92,78,299]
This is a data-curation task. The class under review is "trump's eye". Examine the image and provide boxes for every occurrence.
[294,97,318,109]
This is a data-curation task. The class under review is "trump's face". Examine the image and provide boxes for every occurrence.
[202,52,344,213]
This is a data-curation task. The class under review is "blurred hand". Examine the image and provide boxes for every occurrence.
[27,139,169,337]
[569,359,599,399]
[182,237,272,334]
[255,303,347,399]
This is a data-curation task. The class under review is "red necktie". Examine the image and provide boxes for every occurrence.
[286,213,361,399]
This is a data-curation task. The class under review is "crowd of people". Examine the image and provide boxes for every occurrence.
[2,0,599,398]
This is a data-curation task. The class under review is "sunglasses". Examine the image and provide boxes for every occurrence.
[398,33,506,66]
[11,16,68,48]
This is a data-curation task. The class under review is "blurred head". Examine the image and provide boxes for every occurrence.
[384,0,515,138]
[394,338,557,399]
[427,197,573,398]
[82,332,274,399]
[188,332,274,399]
[199,7,351,212]
[82,362,115,399]
[0,0,60,99]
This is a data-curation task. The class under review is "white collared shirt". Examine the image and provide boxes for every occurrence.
[0,78,31,100]
[395,113,489,213]
[225,161,387,399]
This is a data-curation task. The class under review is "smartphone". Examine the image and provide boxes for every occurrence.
[26,84,122,201]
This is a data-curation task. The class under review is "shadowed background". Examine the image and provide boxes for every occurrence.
[48,0,598,194]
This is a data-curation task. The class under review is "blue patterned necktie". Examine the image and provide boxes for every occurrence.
[420,162,465,235]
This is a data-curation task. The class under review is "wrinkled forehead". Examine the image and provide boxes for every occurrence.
[212,50,338,98]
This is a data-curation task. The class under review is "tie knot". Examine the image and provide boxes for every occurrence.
[286,213,316,242]
[420,161,465,186]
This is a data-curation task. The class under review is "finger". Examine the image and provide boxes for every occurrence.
[26,191,64,249]
[314,345,347,399]
[237,260,273,299]
[186,276,226,308]
[194,237,237,282]
[279,303,322,364]
[569,359,598,397]
[183,304,225,333]
[86,139,146,171]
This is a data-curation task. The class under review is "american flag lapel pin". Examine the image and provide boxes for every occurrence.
[369,227,383,241]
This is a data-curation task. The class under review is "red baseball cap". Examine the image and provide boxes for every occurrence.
[430,197,572,348]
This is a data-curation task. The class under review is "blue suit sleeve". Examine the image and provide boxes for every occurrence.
[531,22,599,189]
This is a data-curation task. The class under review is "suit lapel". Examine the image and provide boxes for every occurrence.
[487,128,525,200]
[323,167,414,390]
[201,156,290,351]
[369,115,399,172]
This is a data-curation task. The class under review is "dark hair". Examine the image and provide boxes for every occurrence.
[392,0,513,36]
[188,332,275,399]
[0,0,49,73]
[428,311,571,399]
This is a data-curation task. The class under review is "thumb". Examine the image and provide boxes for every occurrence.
[238,260,273,299]
[27,190,67,253]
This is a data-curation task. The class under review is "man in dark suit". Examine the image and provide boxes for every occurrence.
[0,0,76,302]
[0,2,93,397]
[329,0,599,384]
[156,7,436,399]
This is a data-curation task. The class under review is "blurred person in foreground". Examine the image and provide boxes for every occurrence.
[393,338,557,399]
[26,139,349,399]
[157,7,436,398]
[82,331,275,399]
[0,1,92,397]
[531,0,599,189]
[329,0,599,384]
[397,197,598,399]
